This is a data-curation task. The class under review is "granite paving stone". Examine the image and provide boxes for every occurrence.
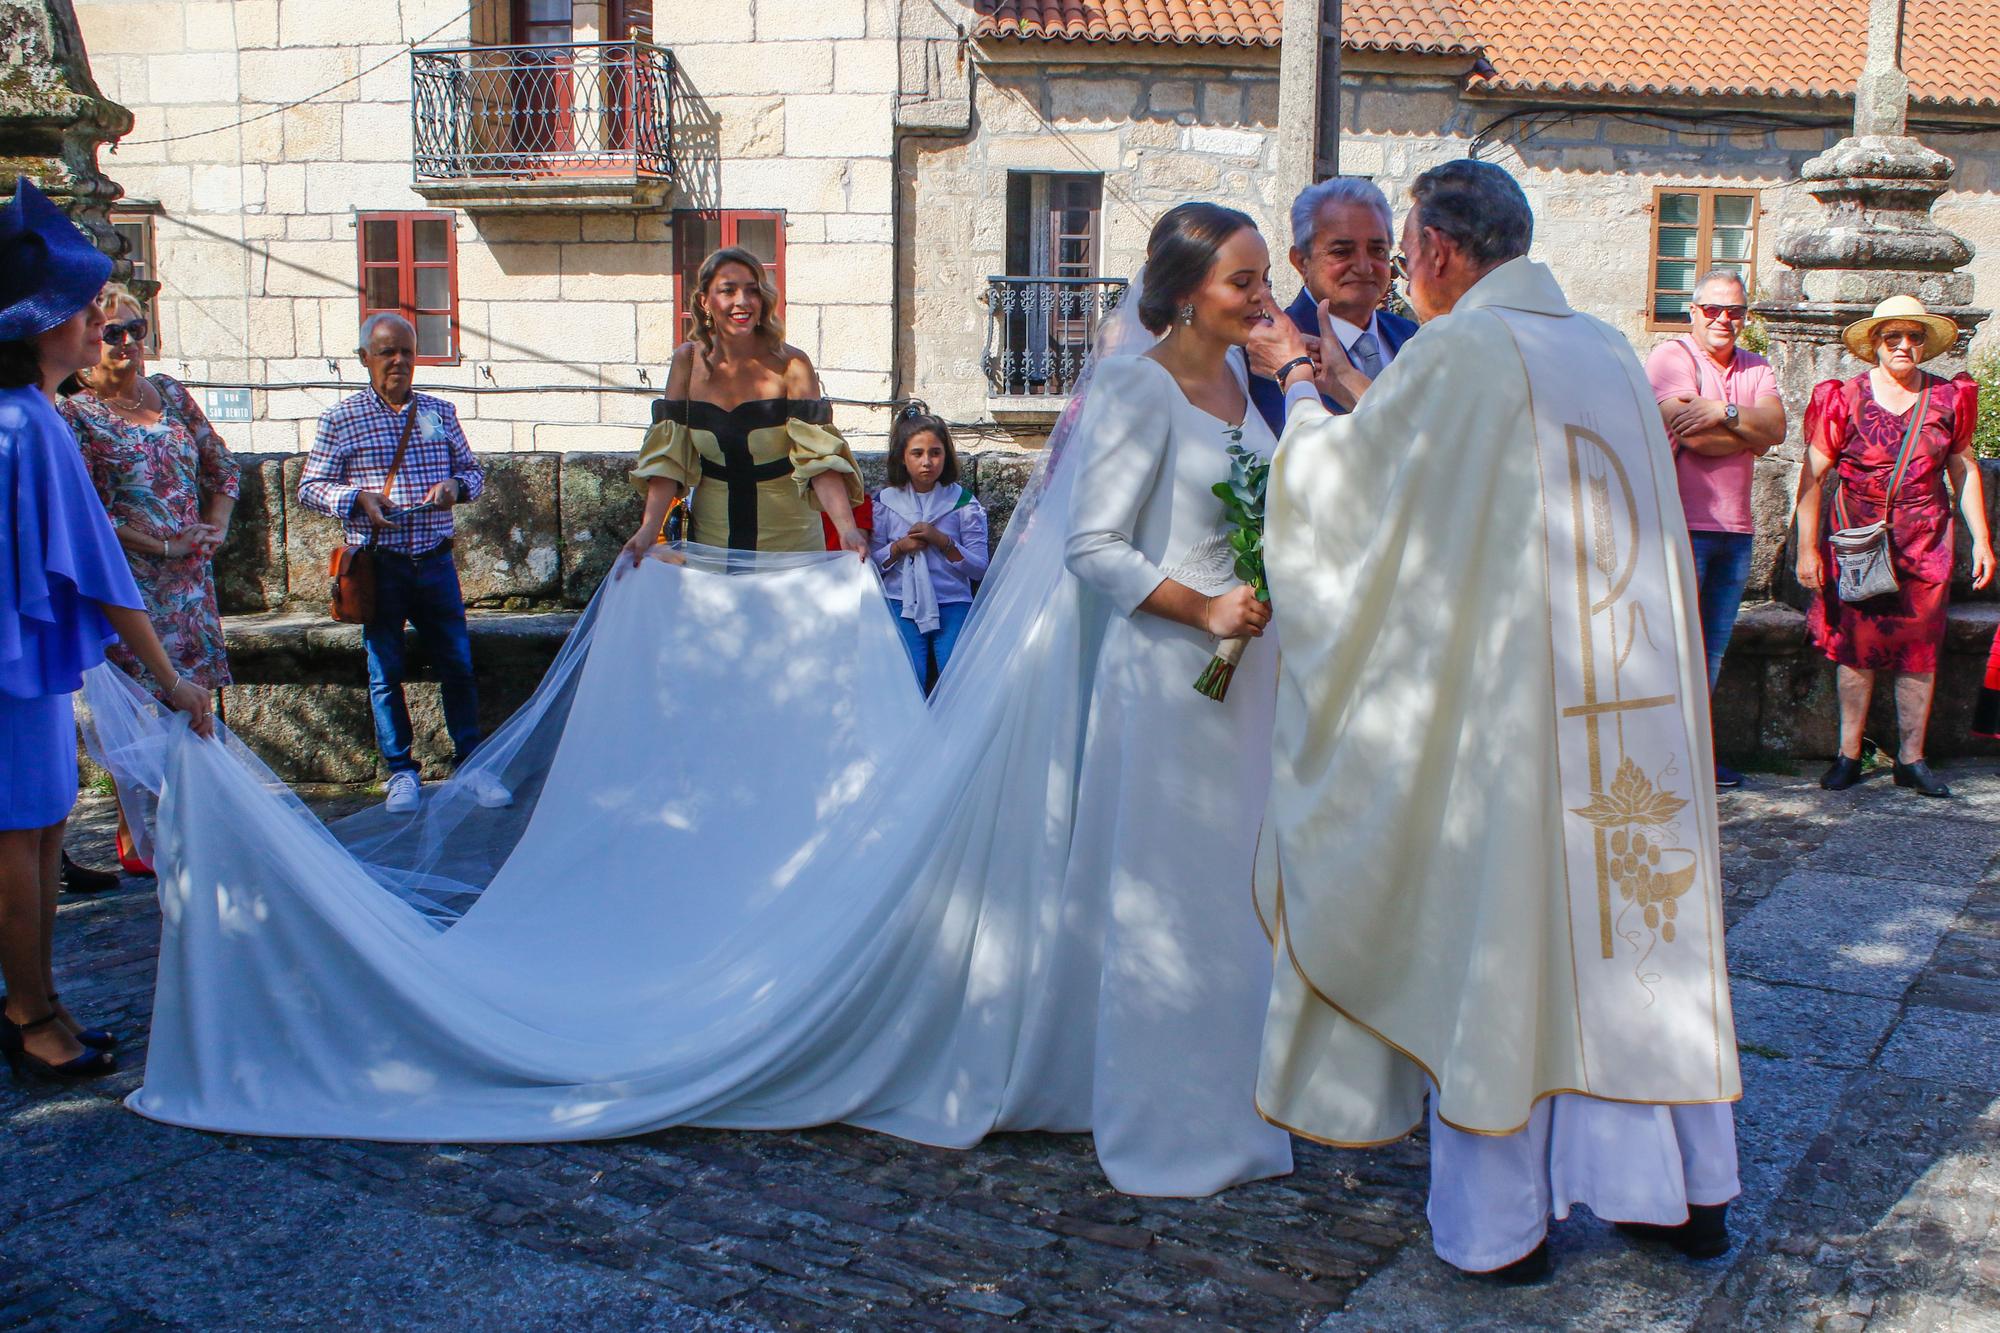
[19,764,2000,1329]
[1725,871,1970,998]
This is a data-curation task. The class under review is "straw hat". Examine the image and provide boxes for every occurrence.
[1841,294,1959,363]
[0,177,113,342]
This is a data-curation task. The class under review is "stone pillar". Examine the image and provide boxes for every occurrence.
[1275,0,1334,211]
[0,0,133,274]
[1749,0,1986,594]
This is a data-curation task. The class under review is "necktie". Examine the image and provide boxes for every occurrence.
[1349,329,1385,379]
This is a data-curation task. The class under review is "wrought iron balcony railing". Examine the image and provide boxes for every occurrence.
[411,40,674,181]
[984,276,1129,398]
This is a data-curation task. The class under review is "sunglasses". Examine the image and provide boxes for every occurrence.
[102,318,150,346]
[1878,330,1926,347]
[1391,253,1411,282]
[1693,304,1747,321]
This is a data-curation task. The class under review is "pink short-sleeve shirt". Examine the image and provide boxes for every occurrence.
[1645,337,1780,535]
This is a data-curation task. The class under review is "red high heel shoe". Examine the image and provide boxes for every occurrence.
[115,823,153,878]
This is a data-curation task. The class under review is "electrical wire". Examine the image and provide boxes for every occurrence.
[115,4,476,149]
[165,379,1023,441]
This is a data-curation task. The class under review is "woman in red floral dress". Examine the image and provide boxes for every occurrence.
[1795,296,1993,798]
[60,285,239,869]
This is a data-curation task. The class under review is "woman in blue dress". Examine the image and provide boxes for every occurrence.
[0,179,213,1079]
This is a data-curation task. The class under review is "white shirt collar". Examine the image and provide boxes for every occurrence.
[1324,310,1382,354]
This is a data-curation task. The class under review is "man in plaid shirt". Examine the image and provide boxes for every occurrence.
[298,313,507,814]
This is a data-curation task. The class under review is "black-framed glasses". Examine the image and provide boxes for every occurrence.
[1692,303,1747,322]
[102,318,149,346]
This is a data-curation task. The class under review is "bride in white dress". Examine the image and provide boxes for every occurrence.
[95,205,1294,1198]
[1049,205,1293,1192]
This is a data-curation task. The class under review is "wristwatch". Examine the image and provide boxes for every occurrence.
[1275,355,1315,387]
[1723,403,1740,427]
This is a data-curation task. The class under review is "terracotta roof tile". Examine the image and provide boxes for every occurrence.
[1384,0,2000,110]
[974,0,1998,110]
[973,0,1283,47]
[1342,0,1478,54]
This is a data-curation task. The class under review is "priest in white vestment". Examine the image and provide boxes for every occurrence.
[1246,160,1742,1281]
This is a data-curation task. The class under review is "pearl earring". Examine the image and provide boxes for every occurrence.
[1179,303,1195,326]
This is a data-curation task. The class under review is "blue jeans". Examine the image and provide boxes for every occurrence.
[363,547,481,775]
[892,600,972,693]
[1687,530,1755,693]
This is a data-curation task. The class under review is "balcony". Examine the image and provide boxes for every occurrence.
[410,39,675,211]
[983,276,1129,420]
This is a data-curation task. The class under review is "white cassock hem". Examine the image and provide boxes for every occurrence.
[1425,1091,1740,1272]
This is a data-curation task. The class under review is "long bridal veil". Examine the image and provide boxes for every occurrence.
[80,273,1166,1143]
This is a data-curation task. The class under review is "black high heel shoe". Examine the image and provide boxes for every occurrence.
[0,1008,116,1080]
[48,992,116,1051]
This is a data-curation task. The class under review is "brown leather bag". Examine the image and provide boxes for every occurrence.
[328,402,419,624]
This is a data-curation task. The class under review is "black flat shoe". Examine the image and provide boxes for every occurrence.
[1714,764,1744,790]
[0,1009,116,1080]
[1616,1203,1731,1260]
[1470,1240,1551,1284]
[1894,759,1952,799]
[59,851,120,894]
[1820,756,1865,791]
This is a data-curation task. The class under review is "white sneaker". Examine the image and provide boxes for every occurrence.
[384,770,421,815]
[458,769,514,809]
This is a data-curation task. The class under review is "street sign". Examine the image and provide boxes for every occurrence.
[205,388,252,422]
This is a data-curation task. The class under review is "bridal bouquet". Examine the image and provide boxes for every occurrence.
[1194,442,1269,702]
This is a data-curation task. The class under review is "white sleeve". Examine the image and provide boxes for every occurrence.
[1284,380,1325,423]
[1063,358,1172,616]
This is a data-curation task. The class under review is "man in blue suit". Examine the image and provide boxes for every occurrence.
[1249,178,1419,436]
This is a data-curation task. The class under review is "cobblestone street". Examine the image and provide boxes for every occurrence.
[6,762,1998,1331]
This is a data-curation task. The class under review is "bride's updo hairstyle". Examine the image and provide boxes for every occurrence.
[1136,202,1259,334]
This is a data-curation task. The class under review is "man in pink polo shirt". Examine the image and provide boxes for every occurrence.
[1646,270,1788,789]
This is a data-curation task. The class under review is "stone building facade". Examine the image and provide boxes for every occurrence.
[927,18,2000,448]
[72,0,903,458]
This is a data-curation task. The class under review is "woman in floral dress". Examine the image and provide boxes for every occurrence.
[1795,296,1993,798]
[60,285,238,869]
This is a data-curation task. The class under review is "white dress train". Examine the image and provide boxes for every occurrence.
[108,347,1291,1199]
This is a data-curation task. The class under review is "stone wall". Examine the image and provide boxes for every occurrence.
[900,47,1283,429]
[73,0,902,453]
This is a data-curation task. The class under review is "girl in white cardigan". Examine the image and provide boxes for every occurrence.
[869,407,989,689]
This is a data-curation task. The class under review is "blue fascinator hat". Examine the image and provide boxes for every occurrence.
[0,176,114,343]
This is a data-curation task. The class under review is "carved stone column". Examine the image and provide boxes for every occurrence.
[1748,0,1986,602]
[0,0,134,273]
[1755,0,1987,425]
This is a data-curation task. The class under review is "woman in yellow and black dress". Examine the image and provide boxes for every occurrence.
[622,247,866,561]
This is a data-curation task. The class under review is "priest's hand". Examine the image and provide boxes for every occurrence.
[1313,299,1372,410]
[1245,296,1314,380]
[1796,546,1824,592]
[1203,584,1271,639]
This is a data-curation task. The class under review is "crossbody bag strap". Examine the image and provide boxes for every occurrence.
[365,398,421,548]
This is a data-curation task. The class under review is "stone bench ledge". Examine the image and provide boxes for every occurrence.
[223,608,582,683]
[1727,599,1999,655]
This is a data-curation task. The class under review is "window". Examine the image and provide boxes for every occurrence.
[991,173,1107,396]
[1649,187,1758,330]
[110,206,162,355]
[357,212,459,363]
[671,211,785,342]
